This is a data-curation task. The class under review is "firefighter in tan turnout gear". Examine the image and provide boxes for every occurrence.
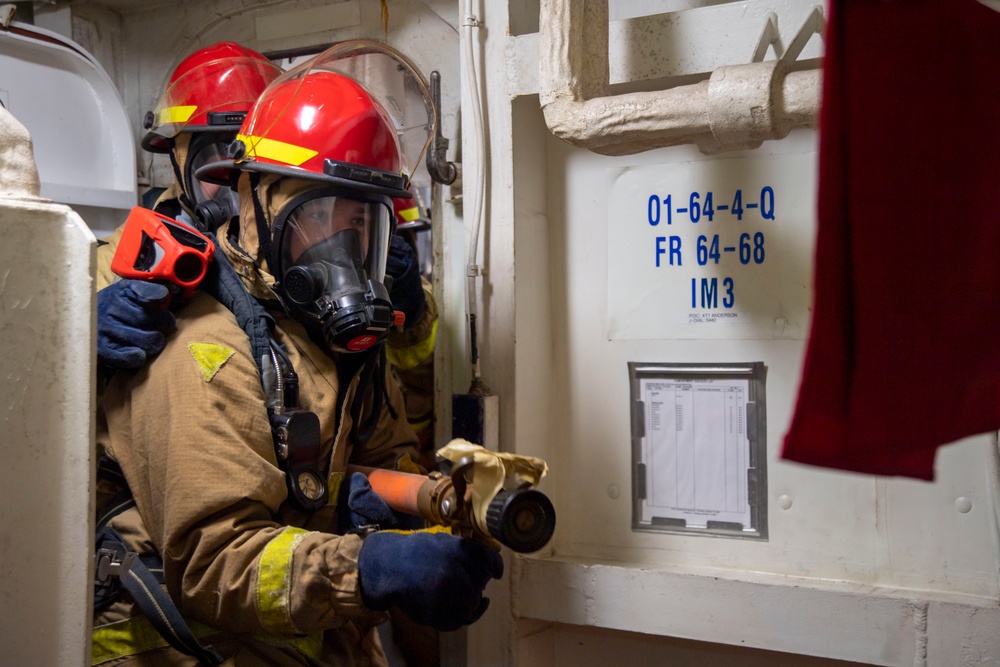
[92,56,502,666]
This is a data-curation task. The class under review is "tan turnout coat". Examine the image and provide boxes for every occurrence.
[93,180,420,665]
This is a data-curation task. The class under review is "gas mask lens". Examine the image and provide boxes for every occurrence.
[280,194,389,284]
[276,192,394,353]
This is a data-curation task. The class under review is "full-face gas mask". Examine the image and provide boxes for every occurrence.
[185,133,241,233]
[271,187,402,353]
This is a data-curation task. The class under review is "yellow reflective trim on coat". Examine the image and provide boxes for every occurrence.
[386,319,438,371]
[91,615,219,665]
[155,105,197,126]
[408,417,431,433]
[256,527,312,633]
[237,133,318,167]
[394,452,420,475]
[255,630,324,661]
[378,524,453,536]
[327,470,345,508]
[187,342,236,382]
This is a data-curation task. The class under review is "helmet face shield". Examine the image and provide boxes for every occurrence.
[194,46,422,204]
[149,57,283,138]
[259,42,435,182]
[273,189,395,353]
[227,70,406,198]
[142,49,283,152]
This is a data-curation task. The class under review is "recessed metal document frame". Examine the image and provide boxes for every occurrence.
[630,362,767,540]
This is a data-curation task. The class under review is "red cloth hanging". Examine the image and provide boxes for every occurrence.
[781,0,1000,479]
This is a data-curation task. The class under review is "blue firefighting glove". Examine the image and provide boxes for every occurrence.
[338,472,426,532]
[97,279,176,372]
[358,529,504,631]
[386,234,425,327]
[338,472,399,532]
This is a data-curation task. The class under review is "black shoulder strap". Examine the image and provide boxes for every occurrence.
[189,237,332,511]
[201,232,274,378]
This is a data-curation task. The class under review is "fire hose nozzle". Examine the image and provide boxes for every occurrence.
[347,464,556,553]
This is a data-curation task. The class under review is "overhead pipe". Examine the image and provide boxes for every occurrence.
[538,0,824,156]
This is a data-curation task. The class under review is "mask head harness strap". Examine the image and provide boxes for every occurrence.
[167,145,197,216]
[250,171,275,271]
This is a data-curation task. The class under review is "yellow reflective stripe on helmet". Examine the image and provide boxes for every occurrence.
[386,319,438,371]
[256,527,313,633]
[398,206,421,222]
[91,615,220,665]
[155,105,197,126]
[237,133,318,167]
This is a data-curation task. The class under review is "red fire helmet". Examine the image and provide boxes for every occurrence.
[198,70,410,199]
[142,42,283,153]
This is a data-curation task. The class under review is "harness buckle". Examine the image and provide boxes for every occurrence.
[95,547,136,584]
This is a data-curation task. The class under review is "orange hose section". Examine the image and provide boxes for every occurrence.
[347,465,426,516]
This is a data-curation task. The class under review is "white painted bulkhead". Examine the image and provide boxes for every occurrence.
[0,106,96,666]
[1,0,997,665]
[470,1,1000,665]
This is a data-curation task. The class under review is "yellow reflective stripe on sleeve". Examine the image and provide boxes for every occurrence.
[91,616,220,665]
[237,133,318,167]
[386,319,438,371]
[256,527,313,633]
[394,452,420,474]
[155,105,197,126]
[255,630,324,661]
[408,417,432,433]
